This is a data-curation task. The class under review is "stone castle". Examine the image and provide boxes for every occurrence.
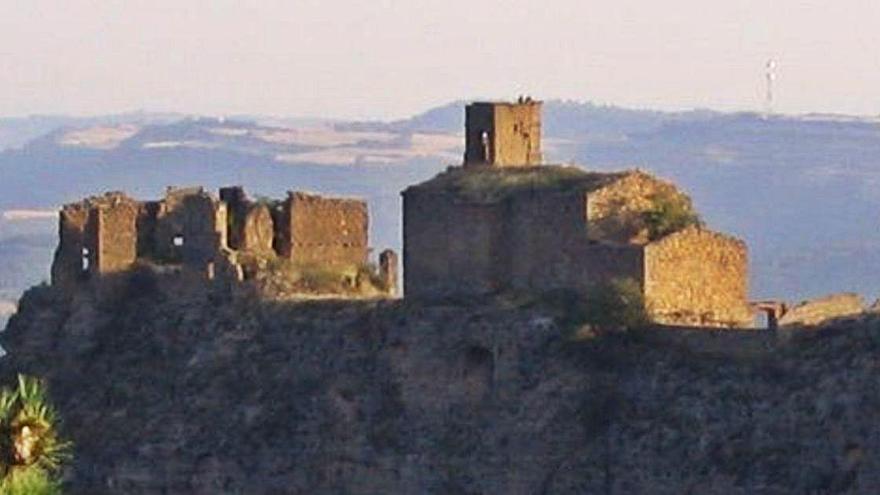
[51,186,397,295]
[403,100,753,327]
[49,99,754,327]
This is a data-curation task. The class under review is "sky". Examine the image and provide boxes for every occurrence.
[2,0,880,120]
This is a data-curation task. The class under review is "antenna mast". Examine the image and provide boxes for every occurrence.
[764,59,777,118]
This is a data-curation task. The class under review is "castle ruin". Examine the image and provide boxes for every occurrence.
[404,100,752,327]
[51,187,396,297]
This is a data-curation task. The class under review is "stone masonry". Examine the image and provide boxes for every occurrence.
[275,192,368,267]
[51,187,394,295]
[643,227,751,327]
[404,100,752,328]
[464,99,542,167]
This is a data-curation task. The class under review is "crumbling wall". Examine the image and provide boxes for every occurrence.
[586,171,687,244]
[154,187,227,266]
[464,104,495,166]
[220,187,274,254]
[493,102,542,167]
[644,227,751,327]
[379,250,399,296]
[779,293,864,327]
[48,185,388,298]
[219,187,248,250]
[464,101,542,167]
[403,191,500,297]
[279,192,367,267]
[51,203,90,290]
[240,204,274,253]
[84,194,139,276]
[136,201,161,258]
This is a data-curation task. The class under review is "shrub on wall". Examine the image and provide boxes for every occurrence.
[581,278,650,331]
[642,192,703,241]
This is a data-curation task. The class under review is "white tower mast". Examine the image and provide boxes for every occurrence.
[764,59,777,118]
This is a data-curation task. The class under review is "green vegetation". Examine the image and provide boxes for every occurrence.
[0,375,70,495]
[357,263,390,292]
[421,165,624,203]
[580,278,650,331]
[254,256,388,297]
[641,191,703,240]
[544,278,649,340]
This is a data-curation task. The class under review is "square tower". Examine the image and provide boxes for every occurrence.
[464,99,543,167]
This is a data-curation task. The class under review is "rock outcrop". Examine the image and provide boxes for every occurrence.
[3,284,880,494]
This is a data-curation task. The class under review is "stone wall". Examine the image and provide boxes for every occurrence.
[219,187,248,250]
[85,196,139,276]
[501,190,637,292]
[51,203,90,290]
[644,227,751,327]
[779,293,864,327]
[403,191,501,297]
[404,188,645,296]
[492,102,542,167]
[586,171,686,244]
[379,249,399,296]
[154,187,227,266]
[464,101,542,167]
[280,192,368,267]
[240,204,274,254]
[220,187,274,254]
[49,186,390,296]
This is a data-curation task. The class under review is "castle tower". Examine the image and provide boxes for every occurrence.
[464,98,543,167]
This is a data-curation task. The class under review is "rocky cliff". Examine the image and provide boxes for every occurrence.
[3,282,880,494]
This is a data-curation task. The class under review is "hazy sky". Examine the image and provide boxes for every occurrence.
[2,0,880,119]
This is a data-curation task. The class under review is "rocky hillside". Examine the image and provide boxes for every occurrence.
[3,282,880,494]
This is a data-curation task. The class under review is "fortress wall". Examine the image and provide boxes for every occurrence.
[644,227,751,328]
[779,293,864,327]
[445,201,501,294]
[464,104,495,165]
[464,102,542,167]
[492,103,542,166]
[571,243,645,293]
[86,199,139,275]
[284,192,368,267]
[154,189,227,266]
[219,186,248,250]
[586,172,686,244]
[501,191,644,293]
[501,191,590,290]
[51,204,90,289]
[240,204,275,254]
[136,201,161,258]
[403,191,500,296]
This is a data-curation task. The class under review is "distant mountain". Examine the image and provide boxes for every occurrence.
[0,112,188,151]
[2,101,880,312]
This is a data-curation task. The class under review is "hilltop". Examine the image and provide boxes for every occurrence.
[4,280,880,493]
[3,101,880,309]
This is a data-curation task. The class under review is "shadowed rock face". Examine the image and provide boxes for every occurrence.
[4,284,880,494]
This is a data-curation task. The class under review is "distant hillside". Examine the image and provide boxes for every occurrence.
[345,100,721,138]
[2,101,880,308]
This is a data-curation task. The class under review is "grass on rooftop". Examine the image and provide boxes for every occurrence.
[416,166,627,203]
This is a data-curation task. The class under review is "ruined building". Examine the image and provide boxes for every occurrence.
[464,99,542,167]
[51,187,397,296]
[403,100,752,327]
